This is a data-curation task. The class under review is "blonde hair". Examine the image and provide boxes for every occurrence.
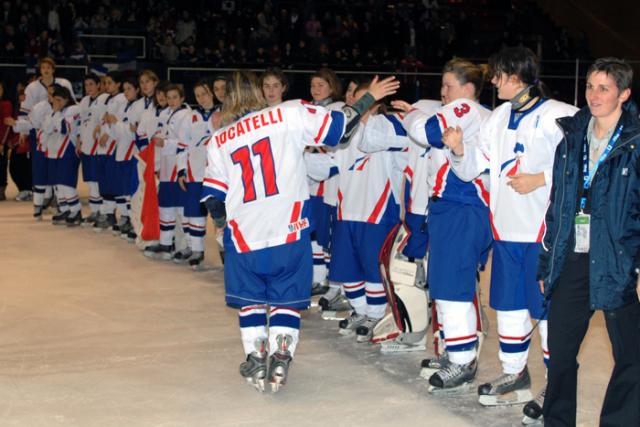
[442,58,489,99]
[220,71,266,126]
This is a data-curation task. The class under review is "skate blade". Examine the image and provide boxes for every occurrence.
[338,328,355,336]
[478,389,533,406]
[522,415,543,426]
[428,382,474,396]
[269,376,285,393]
[245,377,266,393]
[321,311,349,321]
[380,343,426,353]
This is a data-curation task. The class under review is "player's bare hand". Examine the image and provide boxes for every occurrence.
[211,111,222,130]
[18,133,26,146]
[178,176,187,192]
[93,125,101,139]
[539,280,545,294]
[129,123,137,133]
[390,100,413,113]
[507,172,545,194]
[104,113,117,125]
[368,75,400,101]
[3,117,16,126]
[99,134,109,147]
[442,126,464,155]
[153,137,165,147]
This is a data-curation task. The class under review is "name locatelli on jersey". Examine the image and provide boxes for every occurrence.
[215,108,284,148]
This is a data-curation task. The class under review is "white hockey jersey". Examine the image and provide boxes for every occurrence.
[12,99,53,155]
[77,93,109,156]
[202,99,348,253]
[362,100,442,216]
[448,99,579,242]
[158,104,191,182]
[177,106,214,182]
[99,93,127,157]
[308,100,344,202]
[334,115,406,225]
[403,98,491,207]
[19,77,74,117]
[107,98,146,161]
[41,105,81,159]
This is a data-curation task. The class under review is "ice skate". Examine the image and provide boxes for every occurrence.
[355,316,381,343]
[188,251,205,270]
[420,352,450,379]
[81,212,98,227]
[522,385,545,425]
[111,218,123,236]
[311,280,329,296]
[239,339,268,393]
[268,334,293,393]
[428,359,477,395]
[143,244,175,260]
[65,212,83,227]
[15,190,32,201]
[33,207,43,221]
[126,229,137,243]
[319,294,352,320]
[51,210,70,225]
[119,218,132,239]
[338,312,366,336]
[478,366,532,406]
[172,248,193,264]
[93,214,115,233]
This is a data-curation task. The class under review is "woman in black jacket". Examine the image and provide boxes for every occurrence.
[538,57,640,426]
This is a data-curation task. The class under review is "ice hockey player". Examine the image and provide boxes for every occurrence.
[201,71,399,392]
[442,47,578,421]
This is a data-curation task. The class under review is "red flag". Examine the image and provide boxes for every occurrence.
[138,142,160,240]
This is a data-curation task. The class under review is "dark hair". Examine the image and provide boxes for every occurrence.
[587,57,633,92]
[83,73,100,85]
[51,85,76,106]
[194,77,214,93]
[489,47,540,87]
[153,81,170,108]
[105,71,123,84]
[311,68,342,100]
[165,83,185,98]
[261,67,289,91]
[442,58,489,99]
[122,75,140,90]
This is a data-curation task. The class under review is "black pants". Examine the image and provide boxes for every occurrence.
[543,253,640,426]
[0,143,7,187]
[9,150,32,192]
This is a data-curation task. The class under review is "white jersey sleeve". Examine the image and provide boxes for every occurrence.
[360,113,409,153]
[304,150,338,182]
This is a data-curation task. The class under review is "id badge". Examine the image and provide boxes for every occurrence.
[574,213,591,253]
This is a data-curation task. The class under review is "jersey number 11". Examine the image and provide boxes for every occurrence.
[231,137,279,203]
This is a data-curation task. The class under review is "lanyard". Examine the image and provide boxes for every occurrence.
[580,124,623,211]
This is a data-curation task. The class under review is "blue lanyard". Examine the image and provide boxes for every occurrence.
[580,124,623,210]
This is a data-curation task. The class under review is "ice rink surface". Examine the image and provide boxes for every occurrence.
[0,183,612,427]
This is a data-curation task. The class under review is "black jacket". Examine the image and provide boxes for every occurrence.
[537,101,640,310]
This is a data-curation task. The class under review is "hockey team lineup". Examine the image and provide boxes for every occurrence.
[7,49,640,427]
